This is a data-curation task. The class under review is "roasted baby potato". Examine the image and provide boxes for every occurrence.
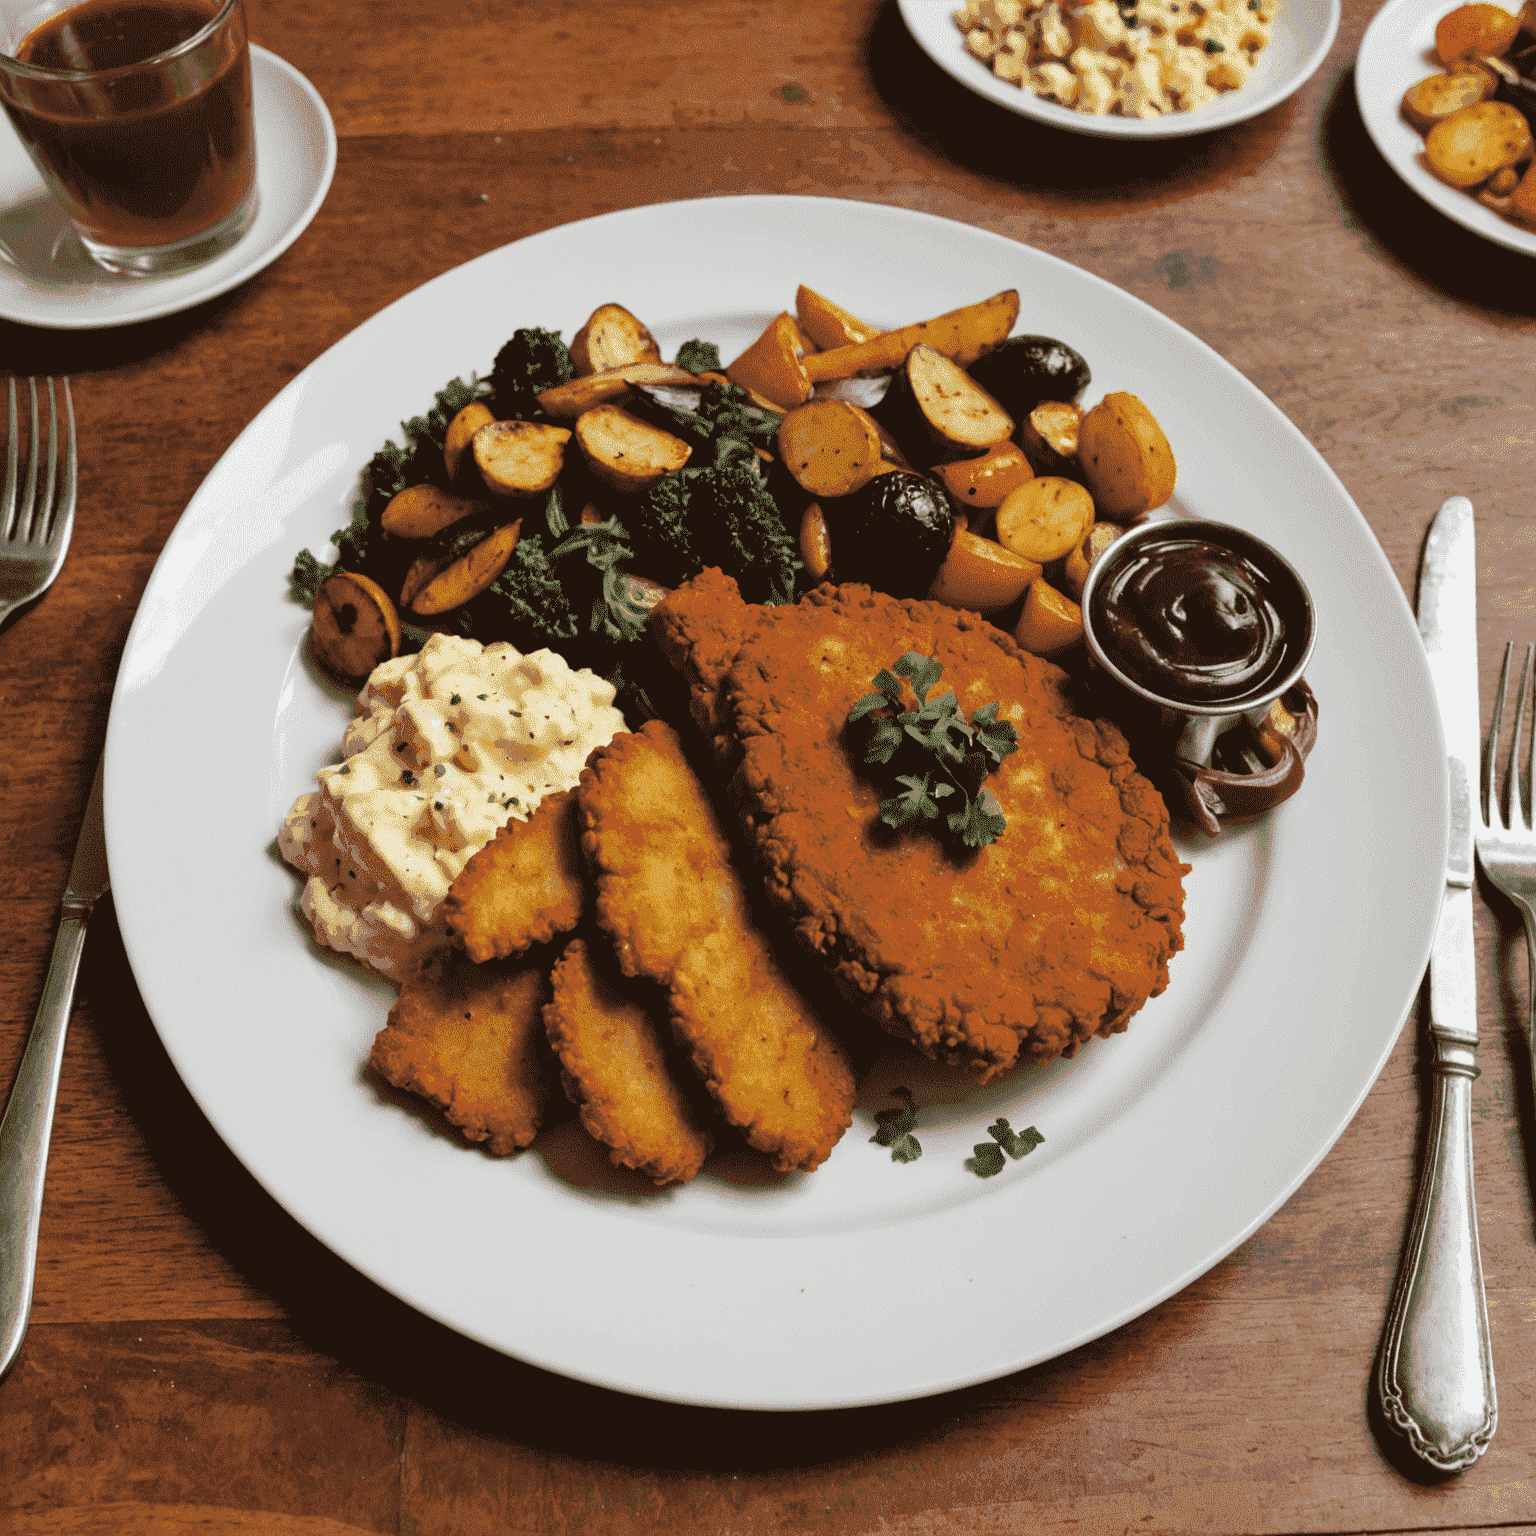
[570,303,662,376]
[1435,2,1521,62]
[1402,69,1496,131]
[1012,577,1083,656]
[380,484,490,540]
[1060,522,1124,601]
[926,529,1042,612]
[443,401,494,482]
[1425,99,1534,185]
[1020,399,1084,479]
[575,405,691,493]
[878,345,1014,462]
[536,362,697,419]
[472,420,572,496]
[995,476,1095,564]
[799,501,833,582]
[726,312,815,410]
[932,441,1034,510]
[1077,392,1176,518]
[310,571,401,682]
[409,521,523,616]
[776,398,884,498]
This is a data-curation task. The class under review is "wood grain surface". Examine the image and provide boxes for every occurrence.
[2,0,1535,1529]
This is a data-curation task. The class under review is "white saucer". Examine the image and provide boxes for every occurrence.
[0,46,336,329]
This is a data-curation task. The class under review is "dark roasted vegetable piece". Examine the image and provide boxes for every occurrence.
[489,328,575,420]
[825,470,955,598]
[967,335,1091,422]
[470,534,580,652]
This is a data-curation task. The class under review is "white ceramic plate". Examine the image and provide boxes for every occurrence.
[105,195,1444,1411]
[897,0,1340,138]
[1357,0,1536,257]
[0,46,336,328]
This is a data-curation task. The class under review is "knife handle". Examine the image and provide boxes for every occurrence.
[0,905,90,1381]
[1376,1027,1497,1471]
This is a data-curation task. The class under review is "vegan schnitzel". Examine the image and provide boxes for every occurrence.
[654,574,1188,1083]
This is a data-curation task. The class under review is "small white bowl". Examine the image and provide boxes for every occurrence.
[897,0,1342,138]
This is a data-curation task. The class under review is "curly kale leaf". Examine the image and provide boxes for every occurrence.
[471,534,580,654]
[290,547,332,608]
[675,338,722,374]
[489,328,574,420]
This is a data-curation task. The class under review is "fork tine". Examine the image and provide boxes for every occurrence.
[48,379,76,551]
[32,379,58,546]
[1487,642,1513,830]
[15,379,38,546]
[1517,644,1536,831]
[1,380,15,543]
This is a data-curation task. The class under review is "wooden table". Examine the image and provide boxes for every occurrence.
[3,0,1535,1528]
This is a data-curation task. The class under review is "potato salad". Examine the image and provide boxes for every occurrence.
[280,632,625,977]
[954,0,1275,117]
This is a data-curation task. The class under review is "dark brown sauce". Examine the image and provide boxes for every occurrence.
[1,0,253,248]
[1091,535,1302,705]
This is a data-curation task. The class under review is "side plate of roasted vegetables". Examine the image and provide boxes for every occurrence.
[291,284,1182,707]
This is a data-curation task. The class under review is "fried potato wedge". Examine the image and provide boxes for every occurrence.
[794,284,880,350]
[801,290,1020,382]
[1013,576,1083,656]
[371,952,554,1155]
[800,501,832,582]
[536,361,697,419]
[926,529,1042,612]
[570,303,663,376]
[933,441,1033,511]
[544,938,714,1187]
[443,787,586,962]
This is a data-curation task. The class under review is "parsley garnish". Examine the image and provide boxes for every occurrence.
[967,1118,1044,1178]
[870,1087,922,1162]
[848,653,1019,848]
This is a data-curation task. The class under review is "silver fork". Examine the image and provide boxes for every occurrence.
[1474,642,1536,1063]
[0,377,77,630]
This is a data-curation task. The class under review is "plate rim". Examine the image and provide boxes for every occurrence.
[896,0,1342,139]
[0,45,338,329]
[1355,0,1536,259]
[102,193,1445,1410]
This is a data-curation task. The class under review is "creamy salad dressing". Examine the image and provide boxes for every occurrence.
[280,631,625,977]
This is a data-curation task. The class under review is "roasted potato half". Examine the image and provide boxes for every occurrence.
[995,477,1095,565]
[1424,99,1534,187]
[1435,2,1521,62]
[1078,392,1176,518]
[776,399,884,498]
[380,484,490,540]
[726,312,816,410]
[570,303,662,376]
[1402,69,1496,131]
[472,420,572,496]
[575,405,691,493]
[310,571,401,682]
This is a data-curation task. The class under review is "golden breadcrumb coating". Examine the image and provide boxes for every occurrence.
[371,951,554,1153]
[441,788,586,962]
[544,937,714,1186]
[578,720,856,1172]
[654,575,1187,1083]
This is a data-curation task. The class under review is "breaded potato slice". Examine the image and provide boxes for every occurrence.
[371,951,553,1154]
[545,938,713,1186]
[442,789,586,962]
[579,720,856,1173]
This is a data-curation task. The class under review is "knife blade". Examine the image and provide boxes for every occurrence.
[0,752,110,1380]
[1376,495,1496,1471]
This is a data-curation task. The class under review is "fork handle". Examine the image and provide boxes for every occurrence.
[1376,1023,1497,1470]
[0,905,89,1380]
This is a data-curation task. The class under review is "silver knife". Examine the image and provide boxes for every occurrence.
[0,752,110,1381]
[1376,495,1497,1471]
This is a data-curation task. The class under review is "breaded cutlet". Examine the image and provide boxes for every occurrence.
[371,950,555,1153]
[441,788,586,962]
[544,937,713,1186]
[578,720,857,1172]
[653,574,1188,1083]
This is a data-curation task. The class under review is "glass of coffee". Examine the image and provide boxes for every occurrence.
[0,0,257,277]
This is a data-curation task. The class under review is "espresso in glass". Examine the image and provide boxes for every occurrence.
[0,0,256,276]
